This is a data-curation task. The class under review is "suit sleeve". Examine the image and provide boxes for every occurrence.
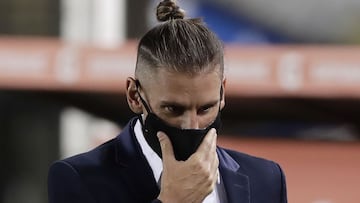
[48,161,96,203]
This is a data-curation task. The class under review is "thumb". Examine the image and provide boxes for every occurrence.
[157,131,175,163]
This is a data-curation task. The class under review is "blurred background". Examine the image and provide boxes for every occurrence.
[0,0,360,202]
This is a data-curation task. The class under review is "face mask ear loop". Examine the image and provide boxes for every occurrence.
[218,85,223,112]
[135,80,152,114]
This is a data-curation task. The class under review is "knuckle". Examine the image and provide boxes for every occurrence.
[205,181,213,194]
[214,156,219,167]
[190,162,202,172]
[206,174,213,184]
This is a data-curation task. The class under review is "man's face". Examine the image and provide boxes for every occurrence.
[139,68,225,130]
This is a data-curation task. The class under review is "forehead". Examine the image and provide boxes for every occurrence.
[143,68,222,105]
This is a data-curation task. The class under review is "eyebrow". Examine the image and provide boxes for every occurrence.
[159,100,219,109]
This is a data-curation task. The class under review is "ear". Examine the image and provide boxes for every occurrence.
[220,78,226,110]
[126,77,143,114]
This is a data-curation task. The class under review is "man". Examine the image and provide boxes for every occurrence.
[48,1,287,202]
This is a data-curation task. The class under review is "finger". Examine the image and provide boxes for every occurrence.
[211,168,219,189]
[210,157,220,188]
[196,128,217,155]
[204,166,219,198]
[210,153,219,172]
[206,146,218,168]
[209,130,218,154]
[157,131,175,164]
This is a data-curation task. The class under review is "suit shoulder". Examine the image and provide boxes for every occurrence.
[55,137,118,170]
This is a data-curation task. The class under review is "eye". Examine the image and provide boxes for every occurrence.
[164,106,184,116]
[197,104,214,115]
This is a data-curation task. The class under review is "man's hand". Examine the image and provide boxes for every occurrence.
[156,128,219,203]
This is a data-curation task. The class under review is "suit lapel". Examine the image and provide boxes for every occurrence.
[114,118,160,202]
[218,148,250,203]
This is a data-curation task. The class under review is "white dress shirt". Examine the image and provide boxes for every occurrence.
[134,119,222,203]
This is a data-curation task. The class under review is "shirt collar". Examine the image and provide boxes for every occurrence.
[134,118,163,182]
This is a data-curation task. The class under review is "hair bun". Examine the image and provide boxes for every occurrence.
[156,0,185,22]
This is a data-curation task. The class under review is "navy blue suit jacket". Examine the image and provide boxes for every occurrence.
[48,118,287,203]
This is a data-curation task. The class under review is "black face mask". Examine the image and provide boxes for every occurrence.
[136,80,222,161]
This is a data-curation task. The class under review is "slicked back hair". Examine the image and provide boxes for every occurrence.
[135,1,224,79]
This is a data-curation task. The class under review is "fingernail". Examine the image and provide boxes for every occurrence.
[157,131,164,139]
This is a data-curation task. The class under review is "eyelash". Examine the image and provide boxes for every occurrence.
[164,106,183,115]
[164,105,213,115]
[198,106,212,114]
